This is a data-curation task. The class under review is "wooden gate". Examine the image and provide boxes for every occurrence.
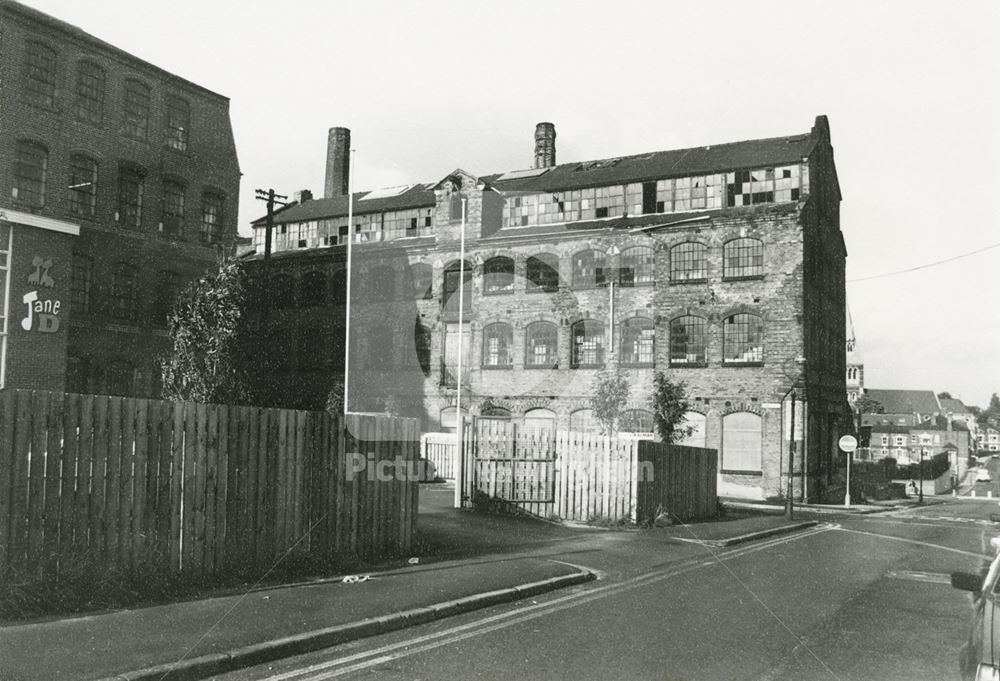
[468,418,556,503]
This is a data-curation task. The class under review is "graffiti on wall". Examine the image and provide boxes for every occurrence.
[22,256,62,333]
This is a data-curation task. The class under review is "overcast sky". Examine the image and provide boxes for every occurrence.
[19,0,1000,408]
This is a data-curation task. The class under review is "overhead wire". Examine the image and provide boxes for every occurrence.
[847,241,1000,283]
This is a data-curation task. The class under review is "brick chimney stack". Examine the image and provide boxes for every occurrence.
[534,122,556,169]
[325,127,351,198]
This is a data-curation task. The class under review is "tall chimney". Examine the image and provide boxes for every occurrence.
[325,127,351,198]
[534,122,556,169]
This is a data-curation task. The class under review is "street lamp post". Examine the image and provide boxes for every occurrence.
[787,389,796,519]
[919,447,925,504]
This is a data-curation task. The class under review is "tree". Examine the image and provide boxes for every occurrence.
[979,393,1000,429]
[161,256,250,404]
[937,391,952,400]
[854,394,884,414]
[590,370,630,435]
[649,372,694,443]
[325,380,345,417]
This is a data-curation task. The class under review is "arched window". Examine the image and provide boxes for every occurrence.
[722,412,762,471]
[440,406,468,432]
[620,409,655,435]
[483,256,515,294]
[14,141,48,207]
[200,191,225,244]
[411,262,433,300]
[723,238,764,278]
[525,321,558,368]
[123,79,151,140]
[117,163,145,229]
[160,179,186,236]
[677,411,707,448]
[669,316,708,366]
[723,313,764,364]
[526,253,559,292]
[442,260,472,316]
[271,273,295,308]
[670,242,708,282]
[571,319,605,368]
[74,60,105,123]
[480,405,511,420]
[572,250,608,289]
[299,270,327,307]
[111,262,138,321]
[24,41,57,107]
[619,246,655,286]
[68,154,98,217]
[414,320,431,376]
[569,409,601,434]
[482,323,513,367]
[165,95,190,151]
[620,317,655,366]
[524,408,556,432]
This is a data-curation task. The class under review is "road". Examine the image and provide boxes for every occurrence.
[210,500,1000,681]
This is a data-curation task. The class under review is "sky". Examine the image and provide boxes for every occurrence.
[18,0,1000,408]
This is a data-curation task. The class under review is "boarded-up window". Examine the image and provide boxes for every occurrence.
[676,411,707,448]
[722,412,762,472]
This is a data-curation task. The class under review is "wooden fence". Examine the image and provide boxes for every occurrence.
[458,420,717,524]
[420,432,456,480]
[635,442,718,523]
[0,390,419,579]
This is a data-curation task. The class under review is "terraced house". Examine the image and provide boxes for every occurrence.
[0,0,241,396]
[247,116,848,501]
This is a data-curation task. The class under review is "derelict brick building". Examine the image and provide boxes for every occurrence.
[247,117,848,501]
[0,0,241,396]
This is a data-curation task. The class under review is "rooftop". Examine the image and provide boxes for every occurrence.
[861,389,941,416]
[252,121,824,227]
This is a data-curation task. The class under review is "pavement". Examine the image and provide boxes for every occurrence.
[0,483,824,681]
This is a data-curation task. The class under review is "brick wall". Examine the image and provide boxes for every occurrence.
[0,1,241,397]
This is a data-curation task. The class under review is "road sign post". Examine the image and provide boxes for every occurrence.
[839,435,858,508]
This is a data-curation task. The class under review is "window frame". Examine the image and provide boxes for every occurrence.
[481,322,514,368]
[110,262,139,321]
[14,140,48,208]
[620,317,655,367]
[68,154,98,217]
[669,242,709,283]
[525,321,558,369]
[117,164,145,229]
[619,246,655,286]
[526,253,560,293]
[200,191,224,244]
[160,179,186,236]
[570,319,605,368]
[23,41,57,108]
[165,95,190,151]
[572,250,608,289]
[123,78,151,141]
[722,313,764,366]
[723,238,764,280]
[483,256,515,295]
[669,315,708,367]
[74,60,105,123]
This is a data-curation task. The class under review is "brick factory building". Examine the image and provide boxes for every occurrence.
[0,0,241,395]
[247,116,849,501]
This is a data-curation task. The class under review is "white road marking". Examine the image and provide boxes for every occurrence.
[833,526,990,558]
[256,524,837,681]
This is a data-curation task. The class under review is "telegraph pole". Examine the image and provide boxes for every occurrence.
[254,188,288,404]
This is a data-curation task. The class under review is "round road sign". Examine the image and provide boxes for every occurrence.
[839,435,858,452]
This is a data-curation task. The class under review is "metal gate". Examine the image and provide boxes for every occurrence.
[467,417,556,503]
